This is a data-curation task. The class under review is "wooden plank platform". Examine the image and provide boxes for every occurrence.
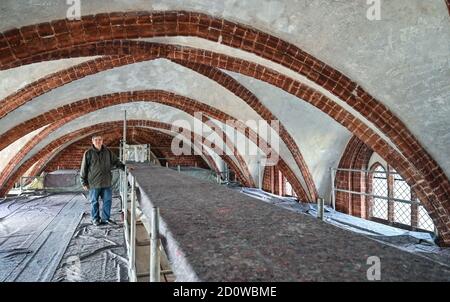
[131,164,450,282]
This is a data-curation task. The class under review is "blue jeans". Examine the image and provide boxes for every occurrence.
[89,187,112,221]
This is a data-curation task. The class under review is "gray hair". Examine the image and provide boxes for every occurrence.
[91,135,103,140]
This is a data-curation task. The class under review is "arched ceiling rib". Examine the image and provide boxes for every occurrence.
[1,38,443,197]
[0,59,260,132]
[225,70,352,196]
[0,4,448,243]
[0,56,318,199]
[1,1,448,163]
[1,37,446,214]
[0,126,47,173]
[0,57,98,99]
[18,104,239,172]
[0,94,312,198]
[0,101,309,200]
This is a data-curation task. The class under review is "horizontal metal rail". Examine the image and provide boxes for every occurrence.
[331,167,400,175]
[333,188,420,205]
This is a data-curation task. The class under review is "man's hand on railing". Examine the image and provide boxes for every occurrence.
[82,185,89,191]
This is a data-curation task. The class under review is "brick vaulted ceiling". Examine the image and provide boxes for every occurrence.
[0,1,449,242]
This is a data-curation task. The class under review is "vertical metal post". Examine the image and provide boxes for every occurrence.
[148,144,151,163]
[123,111,127,144]
[129,175,137,281]
[257,150,262,189]
[119,170,123,205]
[121,167,132,281]
[387,165,395,224]
[166,162,169,168]
[226,164,230,183]
[317,197,324,221]
[150,207,160,282]
[123,168,129,249]
[177,165,181,173]
[331,168,336,210]
[123,110,127,163]
[119,141,123,162]
[123,167,128,215]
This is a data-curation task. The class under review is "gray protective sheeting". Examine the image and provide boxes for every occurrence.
[0,192,128,282]
[51,196,128,282]
[22,169,122,193]
[0,193,85,281]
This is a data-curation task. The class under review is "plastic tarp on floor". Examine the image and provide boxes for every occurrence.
[51,196,128,282]
[0,193,85,281]
[0,192,128,282]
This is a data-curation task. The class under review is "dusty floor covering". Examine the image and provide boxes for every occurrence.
[52,195,128,282]
[0,193,85,281]
[0,192,127,282]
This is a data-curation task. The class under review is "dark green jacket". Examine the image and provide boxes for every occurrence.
[80,145,125,189]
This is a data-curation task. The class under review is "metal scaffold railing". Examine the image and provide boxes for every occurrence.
[119,167,161,282]
[330,167,436,233]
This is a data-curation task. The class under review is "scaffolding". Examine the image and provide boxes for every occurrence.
[119,168,163,282]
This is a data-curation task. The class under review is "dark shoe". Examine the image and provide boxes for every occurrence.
[102,219,116,225]
[92,219,101,226]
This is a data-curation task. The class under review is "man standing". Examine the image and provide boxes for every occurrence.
[80,135,125,226]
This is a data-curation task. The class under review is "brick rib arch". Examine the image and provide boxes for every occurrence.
[0,13,446,204]
[174,60,318,200]
[1,40,447,209]
[0,12,448,243]
[0,91,312,199]
[0,90,309,200]
[2,41,448,233]
[0,11,446,204]
[2,38,449,206]
[0,90,308,193]
[0,90,257,191]
[0,10,441,186]
[0,52,317,201]
[0,120,258,196]
[0,91,257,185]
